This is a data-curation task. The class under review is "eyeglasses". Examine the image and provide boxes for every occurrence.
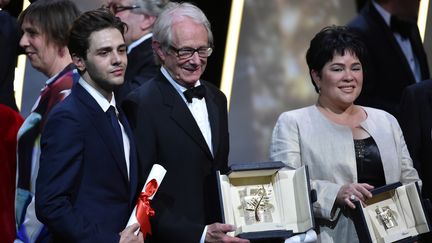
[108,4,140,14]
[169,45,213,59]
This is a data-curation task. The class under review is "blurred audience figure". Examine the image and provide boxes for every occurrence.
[0,104,23,243]
[270,26,420,243]
[399,80,432,242]
[348,0,429,118]
[15,0,80,242]
[0,0,20,111]
[2,0,23,18]
[108,0,169,104]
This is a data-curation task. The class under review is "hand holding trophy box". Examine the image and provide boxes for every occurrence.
[352,182,431,243]
[217,161,315,241]
[127,164,166,237]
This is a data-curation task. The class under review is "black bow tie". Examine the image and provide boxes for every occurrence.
[183,85,206,103]
[390,15,412,39]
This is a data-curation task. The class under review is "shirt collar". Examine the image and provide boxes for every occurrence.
[372,0,391,26]
[160,66,201,103]
[127,32,153,54]
[45,65,78,85]
[78,77,117,113]
[45,72,59,85]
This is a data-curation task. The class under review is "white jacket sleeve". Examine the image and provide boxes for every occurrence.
[270,112,341,220]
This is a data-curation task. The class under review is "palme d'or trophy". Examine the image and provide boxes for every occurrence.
[240,184,274,225]
[375,206,398,230]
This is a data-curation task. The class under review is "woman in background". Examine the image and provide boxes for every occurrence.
[15,1,80,242]
[270,26,419,242]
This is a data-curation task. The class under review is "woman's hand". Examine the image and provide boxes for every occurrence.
[336,183,374,209]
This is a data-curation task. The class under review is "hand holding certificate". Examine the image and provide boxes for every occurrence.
[127,164,166,237]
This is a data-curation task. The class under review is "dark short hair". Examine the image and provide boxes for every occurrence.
[68,8,126,60]
[18,0,80,47]
[306,25,367,93]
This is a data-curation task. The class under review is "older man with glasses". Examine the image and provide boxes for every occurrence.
[122,2,249,243]
[106,0,169,105]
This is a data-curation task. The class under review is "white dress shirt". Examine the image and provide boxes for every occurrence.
[161,66,213,155]
[127,33,153,54]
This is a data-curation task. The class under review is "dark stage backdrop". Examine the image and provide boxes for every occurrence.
[228,0,356,164]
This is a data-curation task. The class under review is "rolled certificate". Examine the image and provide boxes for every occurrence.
[127,164,166,237]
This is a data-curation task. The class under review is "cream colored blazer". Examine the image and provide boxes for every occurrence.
[270,105,419,243]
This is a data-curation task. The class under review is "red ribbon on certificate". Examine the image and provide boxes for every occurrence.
[136,179,158,237]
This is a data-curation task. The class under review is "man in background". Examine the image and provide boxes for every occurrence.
[348,0,429,118]
[399,79,432,242]
[108,0,169,104]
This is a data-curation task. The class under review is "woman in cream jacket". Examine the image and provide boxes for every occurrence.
[270,26,419,243]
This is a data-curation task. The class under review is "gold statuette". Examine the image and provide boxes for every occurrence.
[239,184,274,225]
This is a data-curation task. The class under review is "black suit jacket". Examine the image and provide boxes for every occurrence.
[399,80,432,201]
[348,2,429,117]
[36,83,139,243]
[115,38,159,105]
[123,71,229,242]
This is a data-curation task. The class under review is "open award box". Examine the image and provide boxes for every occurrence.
[216,161,315,240]
[352,181,430,243]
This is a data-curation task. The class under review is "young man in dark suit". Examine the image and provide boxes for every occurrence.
[348,0,429,118]
[123,3,249,243]
[35,9,143,243]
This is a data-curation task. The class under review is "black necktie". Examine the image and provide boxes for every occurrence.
[106,106,124,150]
[390,15,412,39]
[183,85,206,103]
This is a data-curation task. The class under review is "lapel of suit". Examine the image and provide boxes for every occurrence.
[118,107,139,204]
[203,82,220,157]
[75,84,130,184]
[157,75,213,158]
[427,88,432,114]
[408,28,430,80]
